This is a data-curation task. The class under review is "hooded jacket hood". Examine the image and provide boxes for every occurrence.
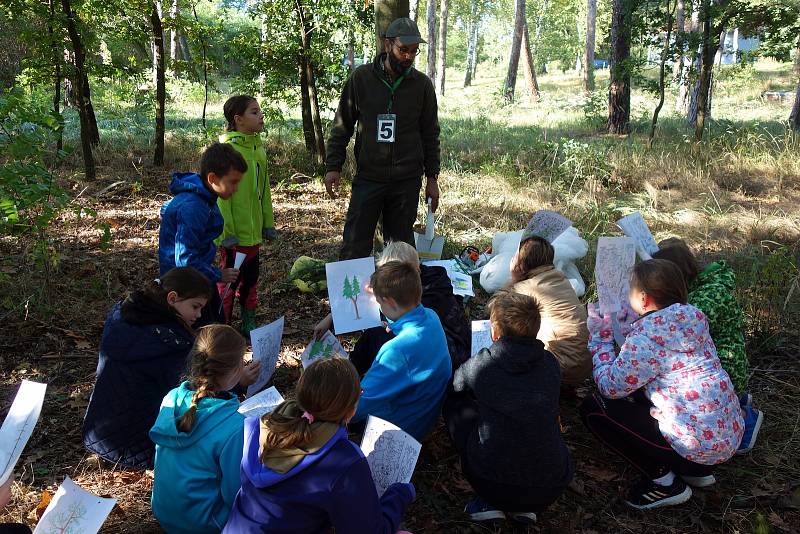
[168,172,216,204]
[693,260,735,292]
[120,290,182,327]
[241,416,349,489]
[150,381,242,449]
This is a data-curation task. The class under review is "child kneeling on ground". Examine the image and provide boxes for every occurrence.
[150,325,248,534]
[652,237,762,453]
[223,358,415,533]
[444,289,573,524]
[349,261,452,441]
[581,259,744,510]
[510,236,591,388]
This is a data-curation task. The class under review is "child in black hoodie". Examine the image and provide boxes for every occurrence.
[444,289,573,524]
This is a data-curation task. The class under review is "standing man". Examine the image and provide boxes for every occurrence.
[324,17,441,260]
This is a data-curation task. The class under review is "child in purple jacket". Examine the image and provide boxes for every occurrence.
[223,358,414,534]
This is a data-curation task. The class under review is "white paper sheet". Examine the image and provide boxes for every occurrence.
[233,251,247,269]
[523,210,573,243]
[0,380,47,485]
[419,260,474,297]
[300,331,348,369]
[325,257,383,335]
[33,477,116,534]
[616,212,659,260]
[471,320,493,356]
[246,316,285,397]
[359,416,421,497]
[595,236,637,315]
[238,386,285,419]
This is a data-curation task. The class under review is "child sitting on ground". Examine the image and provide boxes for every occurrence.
[581,259,744,510]
[445,289,572,525]
[313,241,470,374]
[159,142,247,326]
[83,267,212,469]
[652,237,762,453]
[223,358,415,533]
[510,236,591,387]
[349,261,452,440]
[150,325,248,534]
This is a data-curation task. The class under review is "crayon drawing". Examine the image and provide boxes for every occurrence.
[300,331,347,369]
[471,320,493,357]
[34,477,116,534]
[616,212,659,260]
[246,316,284,397]
[360,416,421,497]
[595,236,636,315]
[523,210,572,243]
[325,258,382,335]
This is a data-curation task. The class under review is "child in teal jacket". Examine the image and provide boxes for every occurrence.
[150,325,247,534]
[216,95,275,335]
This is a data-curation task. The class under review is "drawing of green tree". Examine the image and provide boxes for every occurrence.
[342,274,361,319]
[45,500,87,534]
[308,340,333,362]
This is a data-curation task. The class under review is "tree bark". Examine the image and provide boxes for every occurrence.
[583,0,596,93]
[169,0,178,60]
[672,0,685,84]
[409,0,418,22]
[464,3,479,87]
[789,36,800,131]
[426,0,437,81]
[435,0,448,94]
[521,18,540,102]
[503,0,526,103]
[692,0,725,141]
[648,0,675,148]
[60,0,96,179]
[151,1,166,165]
[190,0,208,129]
[48,0,63,151]
[296,0,324,164]
[608,0,632,134]
[375,0,410,52]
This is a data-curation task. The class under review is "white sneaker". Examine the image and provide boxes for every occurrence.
[680,474,716,488]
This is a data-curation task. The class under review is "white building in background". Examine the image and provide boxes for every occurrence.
[716,29,759,65]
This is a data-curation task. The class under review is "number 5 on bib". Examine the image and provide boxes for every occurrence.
[376,113,396,143]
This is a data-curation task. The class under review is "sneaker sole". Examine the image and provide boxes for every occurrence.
[737,410,764,454]
[509,513,537,524]
[625,485,693,510]
[468,511,506,522]
[681,474,716,488]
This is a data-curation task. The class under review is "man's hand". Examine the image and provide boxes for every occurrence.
[220,268,240,284]
[425,177,440,212]
[324,171,341,199]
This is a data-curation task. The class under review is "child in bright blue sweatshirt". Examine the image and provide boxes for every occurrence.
[158,142,246,325]
[150,325,247,534]
[350,261,452,441]
[223,358,415,533]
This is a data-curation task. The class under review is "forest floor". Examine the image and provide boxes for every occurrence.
[1,61,800,533]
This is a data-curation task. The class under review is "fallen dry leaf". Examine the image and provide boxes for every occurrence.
[34,490,52,520]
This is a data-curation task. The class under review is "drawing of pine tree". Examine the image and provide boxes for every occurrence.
[308,340,333,362]
[45,501,87,534]
[342,274,361,319]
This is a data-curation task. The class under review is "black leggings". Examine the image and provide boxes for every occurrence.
[580,392,714,479]
[443,392,566,513]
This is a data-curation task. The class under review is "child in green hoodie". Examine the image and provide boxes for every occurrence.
[217,95,275,336]
[653,238,762,454]
[150,325,247,534]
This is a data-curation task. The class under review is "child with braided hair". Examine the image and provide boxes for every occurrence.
[223,358,415,533]
[150,325,248,534]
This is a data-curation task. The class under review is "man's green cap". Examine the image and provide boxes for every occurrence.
[385,17,426,45]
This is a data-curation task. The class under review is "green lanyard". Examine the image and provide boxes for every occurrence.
[380,71,408,113]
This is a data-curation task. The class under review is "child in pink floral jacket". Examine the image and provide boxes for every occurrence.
[581,259,743,510]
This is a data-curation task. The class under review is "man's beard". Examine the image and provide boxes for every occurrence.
[388,53,412,74]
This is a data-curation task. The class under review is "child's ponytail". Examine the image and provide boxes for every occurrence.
[177,325,246,433]
[260,358,360,462]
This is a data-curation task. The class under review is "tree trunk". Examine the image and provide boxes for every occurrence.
[648,0,675,148]
[435,0,448,94]
[608,0,632,134]
[672,0,685,84]
[60,0,96,180]
[410,0,418,22]
[375,0,410,52]
[464,5,479,87]
[169,0,178,60]
[191,0,208,129]
[583,0,596,93]
[48,0,63,151]
[692,0,723,141]
[521,18,540,102]
[426,0,437,81]
[788,36,800,130]
[296,0,324,164]
[503,0,526,103]
[151,2,166,165]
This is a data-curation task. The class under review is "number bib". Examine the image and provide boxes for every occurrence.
[376,114,396,143]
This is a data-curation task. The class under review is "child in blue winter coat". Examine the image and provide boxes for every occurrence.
[82,267,212,469]
[350,261,452,441]
[223,357,415,534]
[158,142,247,325]
[150,325,248,534]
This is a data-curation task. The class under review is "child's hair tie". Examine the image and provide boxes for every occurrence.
[301,411,315,424]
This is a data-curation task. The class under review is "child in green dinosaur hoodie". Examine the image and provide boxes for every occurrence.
[216,95,275,336]
[653,238,763,454]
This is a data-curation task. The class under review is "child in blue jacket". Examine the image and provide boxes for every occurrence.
[83,267,212,469]
[223,358,415,534]
[350,261,452,441]
[159,142,247,325]
[150,325,248,534]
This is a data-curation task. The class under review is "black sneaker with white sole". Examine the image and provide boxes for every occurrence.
[624,478,693,510]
